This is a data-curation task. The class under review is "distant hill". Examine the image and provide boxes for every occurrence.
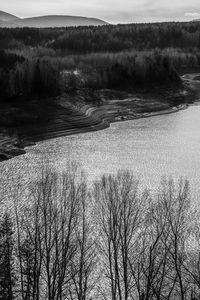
[0,10,20,27]
[0,10,19,22]
[0,10,108,27]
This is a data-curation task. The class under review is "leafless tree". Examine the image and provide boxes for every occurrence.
[6,166,197,300]
[13,165,98,300]
[160,179,191,300]
[134,179,191,300]
[94,170,147,300]
[68,190,98,300]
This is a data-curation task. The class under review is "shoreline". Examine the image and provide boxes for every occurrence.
[0,103,188,162]
[0,72,199,162]
[32,103,188,139]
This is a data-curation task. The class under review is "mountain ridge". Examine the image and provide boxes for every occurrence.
[0,10,19,21]
[0,10,108,27]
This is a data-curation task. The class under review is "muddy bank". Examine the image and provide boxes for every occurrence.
[0,104,188,162]
[0,74,198,162]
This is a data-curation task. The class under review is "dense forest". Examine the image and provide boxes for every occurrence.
[1,22,200,53]
[1,167,200,300]
[1,22,200,101]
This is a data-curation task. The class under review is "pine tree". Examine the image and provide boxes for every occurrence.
[0,212,15,300]
[20,237,35,300]
[198,33,200,50]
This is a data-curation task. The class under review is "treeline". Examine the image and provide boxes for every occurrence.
[0,50,24,69]
[52,22,200,54]
[61,51,180,90]
[1,167,200,299]
[0,49,181,101]
[0,27,62,49]
[1,22,200,53]
[0,51,60,99]
[1,22,200,101]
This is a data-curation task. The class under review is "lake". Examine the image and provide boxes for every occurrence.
[1,103,200,201]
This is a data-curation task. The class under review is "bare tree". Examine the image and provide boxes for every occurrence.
[133,186,176,300]
[182,207,200,299]
[18,192,44,300]
[13,165,90,300]
[4,166,196,300]
[69,190,98,300]
[161,179,191,300]
[94,170,147,300]
[135,179,191,300]
[30,167,86,300]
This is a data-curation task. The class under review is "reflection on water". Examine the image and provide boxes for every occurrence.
[1,104,200,202]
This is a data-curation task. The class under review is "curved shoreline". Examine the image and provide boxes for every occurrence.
[26,103,188,144]
[0,72,199,162]
[0,103,188,162]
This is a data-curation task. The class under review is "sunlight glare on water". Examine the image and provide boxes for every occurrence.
[1,104,200,204]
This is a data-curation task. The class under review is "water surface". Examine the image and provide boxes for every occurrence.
[1,104,200,200]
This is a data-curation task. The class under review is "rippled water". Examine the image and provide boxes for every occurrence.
[1,104,200,200]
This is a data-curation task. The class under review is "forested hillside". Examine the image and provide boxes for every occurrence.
[1,22,200,52]
[1,22,200,102]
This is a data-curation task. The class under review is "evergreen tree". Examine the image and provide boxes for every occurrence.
[0,212,15,300]
[20,237,35,300]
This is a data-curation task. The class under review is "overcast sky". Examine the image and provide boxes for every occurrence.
[1,0,200,23]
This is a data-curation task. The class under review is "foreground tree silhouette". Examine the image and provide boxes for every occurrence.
[94,171,148,300]
[94,172,192,300]
[1,166,199,300]
[133,179,191,300]
[14,166,98,300]
[69,192,98,300]
[0,212,15,300]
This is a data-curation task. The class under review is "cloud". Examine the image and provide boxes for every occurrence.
[184,12,200,18]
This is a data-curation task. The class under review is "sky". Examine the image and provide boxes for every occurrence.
[1,0,200,23]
